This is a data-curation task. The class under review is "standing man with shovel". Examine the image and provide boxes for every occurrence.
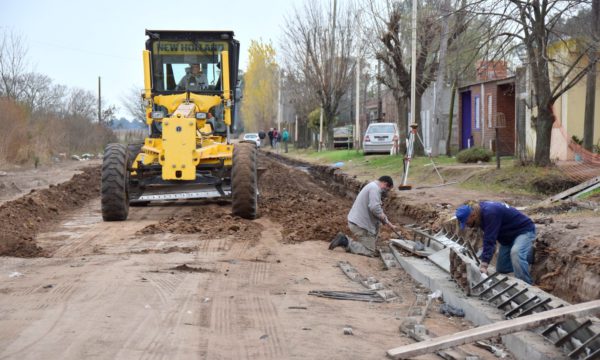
[329,176,398,257]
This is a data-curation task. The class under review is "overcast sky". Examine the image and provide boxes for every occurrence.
[1,0,300,118]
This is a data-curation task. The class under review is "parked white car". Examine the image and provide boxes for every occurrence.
[363,122,399,155]
[242,133,261,147]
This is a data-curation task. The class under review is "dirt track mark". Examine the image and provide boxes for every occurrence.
[250,295,287,359]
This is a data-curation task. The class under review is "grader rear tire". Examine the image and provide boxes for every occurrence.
[101,143,130,221]
[231,142,257,219]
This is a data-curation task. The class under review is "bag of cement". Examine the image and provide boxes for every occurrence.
[439,303,465,317]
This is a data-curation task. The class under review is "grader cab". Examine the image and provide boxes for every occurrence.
[101,30,257,221]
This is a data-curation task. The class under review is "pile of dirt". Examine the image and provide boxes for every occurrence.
[0,166,100,257]
[262,152,443,242]
[258,155,352,243]
[137,202,263,243]
[531,214,600,303]
[136,154,353,245]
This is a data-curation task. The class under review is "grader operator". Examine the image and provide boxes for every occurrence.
[101,30,257,221]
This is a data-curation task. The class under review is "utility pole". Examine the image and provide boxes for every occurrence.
[377,60,382,121]
[327,0,337,150]
[355,57,361,150]
[277,69,282,132]
[98,76,102,124]
[319,107,324,152]
[410,0,417,128]
[295,114,298,143]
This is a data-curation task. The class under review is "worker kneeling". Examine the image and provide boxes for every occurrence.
[455,201,536,284]
[329,176,397,257]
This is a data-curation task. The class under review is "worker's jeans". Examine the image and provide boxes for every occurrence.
[346,222,377,257]
[496,230,536,284]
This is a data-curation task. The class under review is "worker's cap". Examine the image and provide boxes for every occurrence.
[455,205,472,230]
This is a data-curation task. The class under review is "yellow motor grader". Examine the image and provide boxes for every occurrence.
[101,30,257,221]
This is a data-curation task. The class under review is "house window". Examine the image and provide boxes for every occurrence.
[474,96,480,129]
[488,95,493,128]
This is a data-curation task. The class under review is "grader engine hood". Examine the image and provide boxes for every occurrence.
[161,104,197,180]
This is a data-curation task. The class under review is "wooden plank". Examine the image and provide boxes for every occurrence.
[387,299,600,359]
[542,176,600,204]
[571,182,600,200]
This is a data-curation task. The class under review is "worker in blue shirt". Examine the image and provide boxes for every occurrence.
[455,201,536,284]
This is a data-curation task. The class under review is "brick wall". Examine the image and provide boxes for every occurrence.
[460,81,516,155]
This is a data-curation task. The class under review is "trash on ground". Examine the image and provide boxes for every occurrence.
[439,303,465,317]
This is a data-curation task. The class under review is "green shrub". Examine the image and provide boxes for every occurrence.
[456,147,493,163]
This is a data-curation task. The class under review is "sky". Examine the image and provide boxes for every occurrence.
[1,0,300,118]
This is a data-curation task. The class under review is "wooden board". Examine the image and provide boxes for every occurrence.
[387,299,600,359]
[542,176,600,204]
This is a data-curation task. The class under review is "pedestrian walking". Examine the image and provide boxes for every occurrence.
[282,128,289,153]
[268,128,274,148]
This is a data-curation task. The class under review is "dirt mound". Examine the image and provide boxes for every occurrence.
[135,153,351,245]
[531,214,600,303]
[169,264,213,273]
[0,166,100,257]
[258,155,352,243]
[137,202,264,243]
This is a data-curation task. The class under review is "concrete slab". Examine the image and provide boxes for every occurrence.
[391,250,567,360]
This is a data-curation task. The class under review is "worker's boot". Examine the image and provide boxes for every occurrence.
[328,232,349,250]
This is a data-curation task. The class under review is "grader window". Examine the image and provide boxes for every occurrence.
[152,40,225,93]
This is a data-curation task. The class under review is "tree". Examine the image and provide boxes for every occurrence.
[121,86,147,124]
[65,88,97,122]
[0,31,32,101]
[467,0,597,166]
[364,0,467,154]
[281,72,320,148]
[583,0,599,151]
[282,0,359,146]
[240,40,278,132]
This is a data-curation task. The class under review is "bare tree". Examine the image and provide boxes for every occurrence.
[467,0,596,166]
[282,72,320,147]
[0,30,32,100]
[65,88,97,122]
[20,73,67,113]
[121,86,147,124]
[364,0,467,153]
[282,0,359,145]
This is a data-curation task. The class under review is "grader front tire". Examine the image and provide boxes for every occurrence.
[101,143,130,221]
[231,142,257,219]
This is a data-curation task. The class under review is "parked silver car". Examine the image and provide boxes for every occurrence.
[363,122,399,154]
[242,133,261,147]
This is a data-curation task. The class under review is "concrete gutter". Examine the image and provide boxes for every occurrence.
[393,253,566,360]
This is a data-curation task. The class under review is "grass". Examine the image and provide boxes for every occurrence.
[278,146,579,197]
[284,146,462,184]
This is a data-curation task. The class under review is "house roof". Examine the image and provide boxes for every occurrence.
[458,75,515,91]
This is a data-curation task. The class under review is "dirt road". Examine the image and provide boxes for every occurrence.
[0,154,497,359]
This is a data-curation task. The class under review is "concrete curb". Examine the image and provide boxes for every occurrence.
[394,254,566,360]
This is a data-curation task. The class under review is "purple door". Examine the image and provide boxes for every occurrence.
[461,91,472,149]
